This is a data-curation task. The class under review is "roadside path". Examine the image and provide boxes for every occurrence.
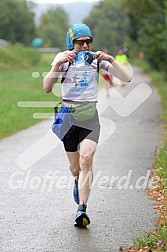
[0,66,162,251]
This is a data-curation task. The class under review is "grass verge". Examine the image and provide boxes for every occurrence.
[125,59,167,252]
[0,50,61,139]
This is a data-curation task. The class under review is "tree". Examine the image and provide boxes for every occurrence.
[37,6,70,50]
[123,0,167,74]
[0,0,35,45]
[83,0,129,54]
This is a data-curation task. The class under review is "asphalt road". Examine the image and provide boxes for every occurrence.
[0,66,162,252]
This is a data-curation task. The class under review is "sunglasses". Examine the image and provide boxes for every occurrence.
[74,39,92,46]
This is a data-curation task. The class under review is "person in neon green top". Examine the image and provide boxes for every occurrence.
[115,49,129,64]
[113,49,129,86]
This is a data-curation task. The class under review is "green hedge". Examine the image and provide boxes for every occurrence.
[0,44,41,69]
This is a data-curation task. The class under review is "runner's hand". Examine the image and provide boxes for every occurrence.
[94,51,114,63]
[58,51,76,65]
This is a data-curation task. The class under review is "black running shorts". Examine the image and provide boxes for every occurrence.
[62,110,100,152]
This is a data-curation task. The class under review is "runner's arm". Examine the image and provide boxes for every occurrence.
[94,51,132,83]
[43,63,61,93]
[107,59,132,83]
[43,51,76,93]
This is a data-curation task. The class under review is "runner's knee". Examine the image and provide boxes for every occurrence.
[80,154,93,169]
[70,165,80,177]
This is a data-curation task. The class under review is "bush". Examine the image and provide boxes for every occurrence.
[0,44,41,69]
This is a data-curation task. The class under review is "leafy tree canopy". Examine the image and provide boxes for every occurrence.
[0,0,35,45]
[123,0,167,73]
[37,6,70,50]
[84,0,129,54]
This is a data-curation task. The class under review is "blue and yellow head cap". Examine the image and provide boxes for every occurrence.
[66,23,93,50]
